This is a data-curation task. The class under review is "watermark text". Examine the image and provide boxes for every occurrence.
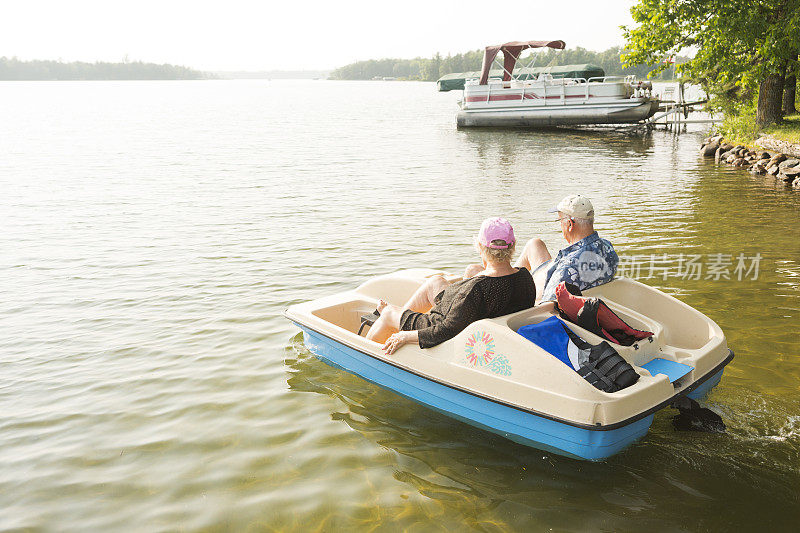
[617,253,762,281]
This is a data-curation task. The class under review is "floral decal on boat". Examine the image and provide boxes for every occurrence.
[464,331,494,366]
[463,331,512,376]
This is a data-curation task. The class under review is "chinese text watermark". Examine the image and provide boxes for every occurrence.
[617,253,762,281]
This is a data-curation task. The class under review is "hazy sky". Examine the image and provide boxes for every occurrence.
[2,1,637,71]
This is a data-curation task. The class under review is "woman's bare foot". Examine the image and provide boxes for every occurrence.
[366,300,403,342]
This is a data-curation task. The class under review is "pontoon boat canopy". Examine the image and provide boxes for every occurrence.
[480,40,566,85]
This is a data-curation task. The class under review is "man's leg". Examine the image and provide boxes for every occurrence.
[533,266,550,301]
[463,263,484,278]
[515,238,553,301]
[515,238,552,271]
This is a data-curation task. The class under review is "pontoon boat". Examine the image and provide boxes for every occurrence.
[438,40,660,128]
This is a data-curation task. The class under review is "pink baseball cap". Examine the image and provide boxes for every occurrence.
[477,217,516,249]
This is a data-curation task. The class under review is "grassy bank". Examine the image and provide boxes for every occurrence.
[717,104,800,148]
[764,114,800,144]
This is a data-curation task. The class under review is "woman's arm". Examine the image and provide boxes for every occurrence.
[383,291,481,354]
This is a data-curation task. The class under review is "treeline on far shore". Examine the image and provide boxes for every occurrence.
[329,46,687,81]
[0,57,211,80]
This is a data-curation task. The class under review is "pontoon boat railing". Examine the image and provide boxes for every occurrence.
[468,75,642,105]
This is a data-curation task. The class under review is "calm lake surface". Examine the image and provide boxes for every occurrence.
[1,80,798,531]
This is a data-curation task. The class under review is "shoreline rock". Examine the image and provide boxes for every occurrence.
[700,136,800,186]
[754,135,800,158]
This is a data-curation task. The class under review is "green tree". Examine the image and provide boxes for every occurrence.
[328,46,685,82]
[421,53,441,81]
[622,0,800,126]
[783,51,798,114]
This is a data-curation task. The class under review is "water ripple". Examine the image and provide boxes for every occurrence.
[0,80,798,531]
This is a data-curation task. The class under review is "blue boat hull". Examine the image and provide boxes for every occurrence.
[297,325,660,461]
[687,368,724,400]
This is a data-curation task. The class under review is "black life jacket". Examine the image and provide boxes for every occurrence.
[563,326,640,393]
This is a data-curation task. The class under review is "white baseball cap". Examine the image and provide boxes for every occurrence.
[548,194,595,220]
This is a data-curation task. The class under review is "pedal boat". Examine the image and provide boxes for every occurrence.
[285,269,734,460]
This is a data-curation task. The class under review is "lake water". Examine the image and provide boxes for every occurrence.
[1,80,798,531]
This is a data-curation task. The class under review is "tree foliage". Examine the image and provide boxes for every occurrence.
[622,0,800,126]
[0,57,209,80]
[329,50,484,81]
[329,46,686,81]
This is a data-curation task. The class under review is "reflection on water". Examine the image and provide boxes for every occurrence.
[1,80,798,531]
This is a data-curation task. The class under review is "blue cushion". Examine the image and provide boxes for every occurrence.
[641,358,694,382]
[517,316,573,368]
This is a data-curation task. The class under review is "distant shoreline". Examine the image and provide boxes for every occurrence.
[213,70,330,80]
[0,57,211,81]
[328,46,686,82]
[0,58,334,80]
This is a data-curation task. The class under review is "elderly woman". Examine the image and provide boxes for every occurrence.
[366,217,536,354]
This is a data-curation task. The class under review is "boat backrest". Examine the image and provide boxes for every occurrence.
[506,305,660,367]
[584,278,721,351]
[354,269,449,306]
[311,298,378,334]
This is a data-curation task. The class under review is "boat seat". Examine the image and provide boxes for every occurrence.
[357,310,380,336]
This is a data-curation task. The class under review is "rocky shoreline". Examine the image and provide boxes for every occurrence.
[700,136,800,186]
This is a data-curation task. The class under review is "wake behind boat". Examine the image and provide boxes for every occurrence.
[285,269,733,460]
[438,40,660,128]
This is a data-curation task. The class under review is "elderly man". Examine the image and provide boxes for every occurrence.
[515,194,618,306]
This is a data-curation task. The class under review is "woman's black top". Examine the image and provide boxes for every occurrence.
[400,268,536,349]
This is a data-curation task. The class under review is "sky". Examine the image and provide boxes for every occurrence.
[1,1,638,71]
